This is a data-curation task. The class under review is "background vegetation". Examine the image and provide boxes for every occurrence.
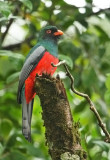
[0,0,110,159]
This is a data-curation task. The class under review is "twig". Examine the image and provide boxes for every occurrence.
[51,61,110,143]
[1,3,21,44]
[1,18,13,43]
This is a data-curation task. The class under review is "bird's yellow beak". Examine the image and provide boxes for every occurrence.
[54,30,63,36]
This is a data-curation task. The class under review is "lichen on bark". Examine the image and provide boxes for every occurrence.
[61,152,80,160]
[35,74,87,160]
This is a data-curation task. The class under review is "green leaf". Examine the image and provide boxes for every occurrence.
[0,50,25,60]
[104,90,110,105]
[105,74,110,90]
[0,1,11,17]
[1,151,27,160]
[0,57,15,78]
[20,0,33,10]
[93,140,110,151]
[88,16,110,38]
[58,54,73,69]
[2,10,11,18]
[6,72,20,84]
[82,67,97,88]
[26,144,44,157]
[0,119,13,138]
[74,101,87,113]
[6,134,17,148]
[0,143,4,156]
[59,41,81,61]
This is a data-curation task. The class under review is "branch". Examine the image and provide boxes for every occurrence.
[1,18,13,43]
[34,74,87,160]
[52,61,110,143]
[1,3,21,44]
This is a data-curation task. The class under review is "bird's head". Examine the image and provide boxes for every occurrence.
[38,26,63,43]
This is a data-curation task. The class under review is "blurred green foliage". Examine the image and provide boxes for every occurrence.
[0,0,110,159]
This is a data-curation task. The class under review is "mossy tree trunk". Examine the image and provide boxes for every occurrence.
[35,74,87,160]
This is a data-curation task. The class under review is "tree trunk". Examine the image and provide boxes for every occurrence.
[35,74,87,160]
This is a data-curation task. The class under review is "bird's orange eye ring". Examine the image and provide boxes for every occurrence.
[46,30,51,34]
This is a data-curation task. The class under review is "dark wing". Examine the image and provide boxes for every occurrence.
[17,45,46,104]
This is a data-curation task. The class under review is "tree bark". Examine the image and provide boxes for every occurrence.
[35,74,87,160]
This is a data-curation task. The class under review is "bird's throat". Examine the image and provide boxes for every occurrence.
[39,39,58,57]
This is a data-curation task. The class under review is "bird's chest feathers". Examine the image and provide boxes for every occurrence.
[25,51,58,103]
[30,51,58,78]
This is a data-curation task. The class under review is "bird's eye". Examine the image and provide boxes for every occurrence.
[46,30,51,34]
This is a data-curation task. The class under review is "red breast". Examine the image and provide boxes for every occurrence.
[25,52,59,104]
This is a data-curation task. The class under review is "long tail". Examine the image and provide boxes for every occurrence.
[22,96,34,142]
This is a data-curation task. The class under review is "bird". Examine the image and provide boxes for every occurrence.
[17,26,63,141]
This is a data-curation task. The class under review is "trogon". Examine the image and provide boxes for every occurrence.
[17,26,63,141]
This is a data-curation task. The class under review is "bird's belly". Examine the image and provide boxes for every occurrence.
[25,51,59,104]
